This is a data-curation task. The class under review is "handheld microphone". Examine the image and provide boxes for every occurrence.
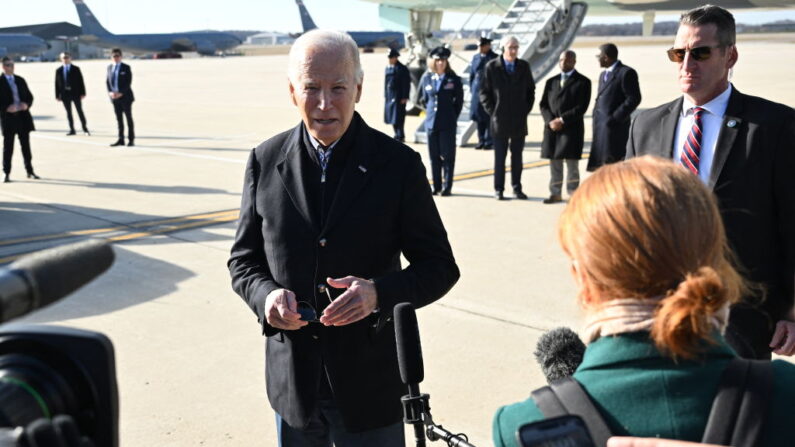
[0,240,115,323]
[534,327,586,384]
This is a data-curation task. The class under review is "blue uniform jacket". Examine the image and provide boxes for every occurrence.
[468,50,497,121]
[419,71,463,132]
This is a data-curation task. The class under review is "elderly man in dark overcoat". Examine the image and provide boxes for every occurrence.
[479,35,535,200]
[383,48,410,142]
[228,29,459,446]
[1,57,38,183]
[539,50,591,203]
[468,34,497,149]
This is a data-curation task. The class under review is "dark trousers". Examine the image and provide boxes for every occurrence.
[427,129,456,193]
[476,118,492,146]
[392,106,406,140]
[112,99,134,142]
[493,135,525,192]
[62,96,87,131]
[2,129,33,175]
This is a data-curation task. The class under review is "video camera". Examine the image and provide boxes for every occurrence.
[0,240,118,447]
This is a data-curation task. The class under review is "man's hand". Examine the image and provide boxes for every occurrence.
[18,102,28,112]
[81,95,86,100]
[400,98,408,104]
[608,437,724,447]
[321,276,378,326]
[549,118,564,131]
[264,288,306,330]
[5,104,17,113]
[770,320,795,355]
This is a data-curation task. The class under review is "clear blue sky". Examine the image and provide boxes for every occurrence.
[1,0,793,34]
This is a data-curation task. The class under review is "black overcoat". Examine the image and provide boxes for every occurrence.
[478,56,535,138]
[0,75,35,135]
[588,61,640,170]
[539,70,591,160]
[228,113,459,432]
[55,65,86,99]
[384,61,410,124]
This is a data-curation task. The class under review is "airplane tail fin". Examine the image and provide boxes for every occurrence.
[294,0,318,32]
[72,0,112,36]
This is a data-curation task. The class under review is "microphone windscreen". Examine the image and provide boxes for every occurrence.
[11,239,115,307]
[534,327,586,383]
[394,302,424,385]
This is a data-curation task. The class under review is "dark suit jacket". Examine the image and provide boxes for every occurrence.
[228,113,459,432]
[55,64,86,99]
[626,87,795,336]
[419,71,464,132]
[479,56,535,138]
[106,62,134,103]
[588,61,640,171]
[384,61,410,124]
[0,75,35,135]
[539,70,591,160]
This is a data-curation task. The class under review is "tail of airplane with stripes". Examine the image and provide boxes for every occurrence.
[72,0,112,36]
[294,0,319,32]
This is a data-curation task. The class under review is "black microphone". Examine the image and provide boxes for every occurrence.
[0,240,115,323]
[395,302,427,447]
[534,327,586,384]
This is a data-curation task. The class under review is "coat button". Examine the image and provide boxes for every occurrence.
[319,238,327,247]
[317,284,327,293]
[312,335,319,340]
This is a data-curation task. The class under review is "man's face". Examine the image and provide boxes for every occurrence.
[61,55,71,65]
[2,61,14,76]
[111,53,122,63]
[672,23,737,105]
[388,56,397,65]
[596,51,610,68]
[503,41,519,62]
[559,52,575,72]
[480,42,491,54]
[289,47,362,146]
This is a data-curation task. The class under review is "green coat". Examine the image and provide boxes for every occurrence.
[493,332,795,446]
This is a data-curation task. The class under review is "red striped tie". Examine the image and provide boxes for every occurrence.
[680,107,704,175]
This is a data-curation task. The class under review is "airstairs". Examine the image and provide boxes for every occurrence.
[414,0,588,145]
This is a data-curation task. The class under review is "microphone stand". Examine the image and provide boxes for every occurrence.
[401,387,476,447]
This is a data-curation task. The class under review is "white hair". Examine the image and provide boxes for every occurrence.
[500,35,519,50]
[288,29,363,84]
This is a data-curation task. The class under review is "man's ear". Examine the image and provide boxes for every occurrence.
[288,78,298,107]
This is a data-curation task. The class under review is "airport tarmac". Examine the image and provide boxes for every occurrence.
[1,33,794,446]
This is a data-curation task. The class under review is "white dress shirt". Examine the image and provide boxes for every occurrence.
[673,84,732,185]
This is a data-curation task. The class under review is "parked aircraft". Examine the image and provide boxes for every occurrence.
[71,0,241,56]
[0,34,49,59]
[295,0,405,48]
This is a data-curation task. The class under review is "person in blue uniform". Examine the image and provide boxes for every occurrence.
[384,48,411,142]
[468,35,497,149]
[419,46,463,196]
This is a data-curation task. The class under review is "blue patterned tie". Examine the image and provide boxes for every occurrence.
[317,145,332,183]
[680,107,704,175]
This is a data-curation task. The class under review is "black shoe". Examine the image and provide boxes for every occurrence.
[441,190,452,197]
[3,174,9,183]
[110,140,125,147]
[513,191,528,200]
[127,141,135,147]
[432,189,441,196]
[495,191,505,200]
[27,172,40,180]
[475,143,484,149]
[543,195,563,204]
[66,130,76,136]
[483,145,493,150]
[83,129,91,136]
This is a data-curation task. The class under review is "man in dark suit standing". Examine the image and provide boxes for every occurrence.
[1,57,38,183]
[587,43,640,172]
[539,50,591,204]
[383,48,410,142]
[55,52,89,136]
[106,48,134,147]
[228,30,459,446]
[479,35,535,200]
[468,34,497,150]
[627,5,795,359]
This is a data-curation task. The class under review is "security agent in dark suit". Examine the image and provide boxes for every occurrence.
[418,46,464,196]
[106,48,134,147]
[383,48,410,142]
[539,50,591,204]
[626,5,795,359]
[55,52,89,136]
[468,34,498,149]
[587,42,641,172]
[228,30,459,446]
[479,35,535,200]
[1,57,38,183]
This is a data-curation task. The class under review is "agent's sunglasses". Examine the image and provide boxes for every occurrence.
[297,285,334,323]
[666,45,723,62]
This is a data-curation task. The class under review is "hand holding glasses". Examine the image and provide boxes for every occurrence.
[297,285,334,323]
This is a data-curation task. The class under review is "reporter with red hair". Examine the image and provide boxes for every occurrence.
[493,156,795,446]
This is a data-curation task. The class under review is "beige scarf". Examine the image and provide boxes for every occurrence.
[582,298,730,344]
